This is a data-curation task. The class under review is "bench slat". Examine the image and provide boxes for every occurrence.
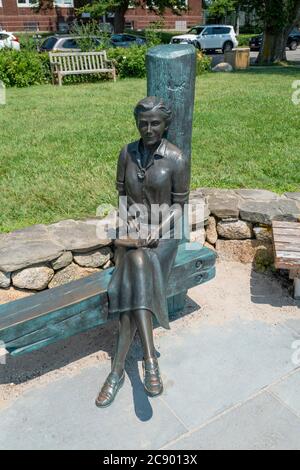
[275,242,300,252]
[0,243,216,356]
[272,221,300,271]
[273,228,300,237]
[273,221,300,229]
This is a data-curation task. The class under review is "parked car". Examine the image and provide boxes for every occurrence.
[170,25,238,53]
[249,28,300,51]
[39,33,146,52]
[39,36,102,52]
[0,31,20,51]
[110,33,146,48]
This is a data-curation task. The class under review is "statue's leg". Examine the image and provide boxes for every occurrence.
[133,309,163,397]
[95,311,136,408]
[132,309,155,359]
[112,311,137,377]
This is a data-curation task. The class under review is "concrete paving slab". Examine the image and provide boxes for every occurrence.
[271,370,300,417]
[164,392,300,450]
[158,320,298,429]
[282,319,300,336]
[0,365,187,450]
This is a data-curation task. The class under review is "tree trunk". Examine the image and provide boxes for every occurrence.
[114,1,129,33]
[256,27,291,64]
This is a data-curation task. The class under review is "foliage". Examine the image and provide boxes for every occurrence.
[196,51,212,74]
[237,34,257,46]
[241,0,300,33]
[108,45,147,78]
[0,50,50,87]
[77,0,188,17]
[208,0,238,20]
[145,20,165,47]
[69,20,111,51]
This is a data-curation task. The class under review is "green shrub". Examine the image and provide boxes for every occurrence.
[108,46,147,78]
[238,34,257,47]
[0,50,51,87]
[196,51,212,75]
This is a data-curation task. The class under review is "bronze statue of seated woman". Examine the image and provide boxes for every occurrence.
[95,96,190,408]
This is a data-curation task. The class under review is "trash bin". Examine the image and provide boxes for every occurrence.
[224,48,250,70]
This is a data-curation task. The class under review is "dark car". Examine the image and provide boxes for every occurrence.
[249,28,300,51]
[110,34,146,48]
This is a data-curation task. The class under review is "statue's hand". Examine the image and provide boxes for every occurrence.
[146,233,159,248]
[114,237,148,248]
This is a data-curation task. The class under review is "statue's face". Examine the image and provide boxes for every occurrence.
[137,109,168,147]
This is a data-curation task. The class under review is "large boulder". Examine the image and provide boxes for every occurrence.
[283,192,300,202]
[48,263,100,289]
[212,62,233,72]
[73,247,113,268]
[239,199,300,225]
[12,265,54,291]
[235,189,279,202]
[206,216,218,245]
[216,239,273,264]
[197,189,240,219]
[217,219,253,240]
[0,225,64,273]
[51,252,73,270]
[48,219,111,253]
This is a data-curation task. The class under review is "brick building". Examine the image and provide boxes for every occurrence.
[0,0,203,32]
[125,0,203,31]
[0,0,74,32]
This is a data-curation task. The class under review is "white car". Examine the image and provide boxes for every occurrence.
[0,31,20,51]
[171,25,238,53]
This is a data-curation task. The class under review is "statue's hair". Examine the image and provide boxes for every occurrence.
[134,96,172,126]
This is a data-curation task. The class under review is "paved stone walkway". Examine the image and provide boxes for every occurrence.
[0,262,299,450]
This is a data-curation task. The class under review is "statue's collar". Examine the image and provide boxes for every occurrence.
[131,138,168,159]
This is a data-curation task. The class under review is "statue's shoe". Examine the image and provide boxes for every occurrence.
[143,357,163,397]
[95,371,125,408]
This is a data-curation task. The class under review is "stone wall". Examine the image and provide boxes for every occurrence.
[191,188,300,268]
[0,188,299,296]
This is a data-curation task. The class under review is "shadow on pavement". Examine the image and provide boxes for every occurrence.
[250,265,300,308]
[0,295,201,404]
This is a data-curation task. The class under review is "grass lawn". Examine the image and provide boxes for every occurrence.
[1,68,300,233]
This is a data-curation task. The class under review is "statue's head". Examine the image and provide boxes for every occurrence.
[134,97,172,147]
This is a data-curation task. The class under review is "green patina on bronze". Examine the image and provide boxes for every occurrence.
[147,44,197,166]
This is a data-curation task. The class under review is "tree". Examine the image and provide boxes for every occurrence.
[78,0,188,33]
[207,0,238,23]
[242,0,300,63]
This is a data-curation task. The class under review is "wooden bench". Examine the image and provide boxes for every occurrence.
[0,242,216,357]
[272,220,300,299]
[49,51,117,86]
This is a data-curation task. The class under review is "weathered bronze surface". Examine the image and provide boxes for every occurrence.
[96,44,197,408]
[95,96,191,407]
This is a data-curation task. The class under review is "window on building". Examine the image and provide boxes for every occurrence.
[17,0,74,6]
[54,0,74,6]
[17,0,37,6]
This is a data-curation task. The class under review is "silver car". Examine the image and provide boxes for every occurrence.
[39,35,102,52]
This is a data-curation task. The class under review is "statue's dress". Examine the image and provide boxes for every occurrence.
[107,139,190,330]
